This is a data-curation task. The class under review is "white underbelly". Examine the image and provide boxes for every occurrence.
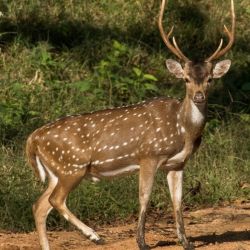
[99,164,140,177]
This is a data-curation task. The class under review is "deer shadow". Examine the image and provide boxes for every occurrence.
[151,240,177,248]
[191,230,250,248]
[148,230,250,249]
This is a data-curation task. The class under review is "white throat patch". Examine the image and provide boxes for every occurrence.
[190,100,204,125]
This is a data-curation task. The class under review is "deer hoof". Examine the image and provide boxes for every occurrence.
[139,244,150,250]
[184,242,194,250]
[92,238,105,245]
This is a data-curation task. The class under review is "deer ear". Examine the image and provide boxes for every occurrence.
[166,59,184,78]
[212,59,231,78]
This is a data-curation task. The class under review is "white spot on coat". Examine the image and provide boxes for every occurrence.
[181,126,185,133]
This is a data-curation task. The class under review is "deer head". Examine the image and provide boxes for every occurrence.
[159,0,235,105]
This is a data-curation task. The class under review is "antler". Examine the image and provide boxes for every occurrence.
[158,0,190,62]
[205,0,235,62]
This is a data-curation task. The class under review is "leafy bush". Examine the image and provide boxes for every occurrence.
[0,40,159,142]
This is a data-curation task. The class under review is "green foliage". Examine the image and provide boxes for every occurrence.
[0,39,160,142]
[91,40,159,106]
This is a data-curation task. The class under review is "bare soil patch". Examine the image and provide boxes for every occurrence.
[0,202,249,250]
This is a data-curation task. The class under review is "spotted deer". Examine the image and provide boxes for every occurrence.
[26,0,235,249]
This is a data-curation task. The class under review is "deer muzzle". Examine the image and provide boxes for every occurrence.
[193,91,205,104]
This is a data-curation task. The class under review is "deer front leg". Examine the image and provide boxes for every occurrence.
[167,170,194,250]
[136,158,157,250]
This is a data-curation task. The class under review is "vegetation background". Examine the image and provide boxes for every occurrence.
[0,0,249,232]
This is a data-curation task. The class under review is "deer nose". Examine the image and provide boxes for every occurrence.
[194,91,205,103]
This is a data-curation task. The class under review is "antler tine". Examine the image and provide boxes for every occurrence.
[158,0,190,62]
[205,39,224,62]
[172,37,190,62]
[206,0,235,62]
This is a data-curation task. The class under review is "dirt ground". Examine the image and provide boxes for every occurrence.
[0,201,249,250]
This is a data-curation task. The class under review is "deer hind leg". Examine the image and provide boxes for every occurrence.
[136,159,157,250]
[167,170,194,250]
[33,173,58,250]
[48,174,103,244]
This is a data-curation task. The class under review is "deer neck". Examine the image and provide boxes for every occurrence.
[178,96,207,140]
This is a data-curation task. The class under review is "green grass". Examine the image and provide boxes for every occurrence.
[0,116,249,232]
[0,0,249,232]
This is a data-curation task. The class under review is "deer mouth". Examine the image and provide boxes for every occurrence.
[193,99,206,105]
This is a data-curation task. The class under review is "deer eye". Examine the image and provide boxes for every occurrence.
[207,78,212,84]
[184,78,190,83]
